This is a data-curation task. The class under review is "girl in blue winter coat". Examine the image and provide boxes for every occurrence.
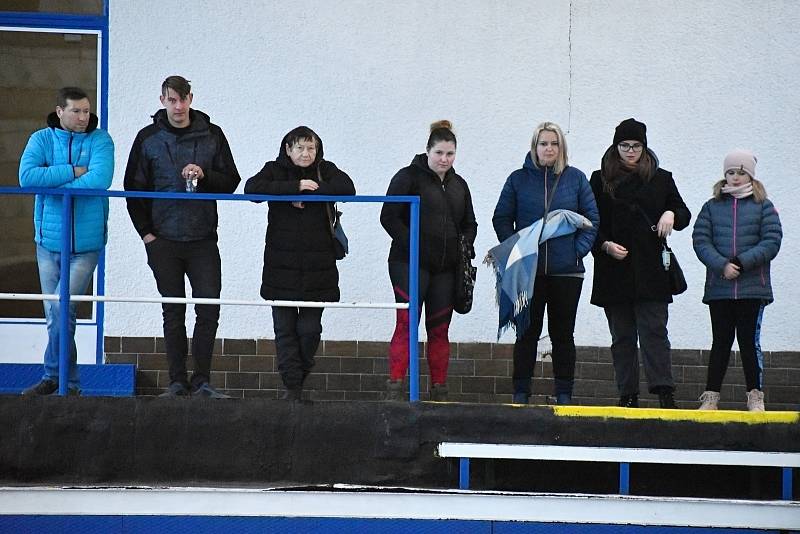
[692,150,782,411]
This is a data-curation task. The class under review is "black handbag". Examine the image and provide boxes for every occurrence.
[454,234,477,314]
[662,243,687,295]
[326,203,348,260]
[635,204,687,296]
[318,165,348,260]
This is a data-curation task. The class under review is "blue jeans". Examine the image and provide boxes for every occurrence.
[36,245,99,389]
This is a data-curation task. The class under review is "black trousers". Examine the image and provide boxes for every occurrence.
[513,275,582,395]
[146,237,221,388]
[604,300,673,395]
[706,299,764,392]
[273,306,324,389]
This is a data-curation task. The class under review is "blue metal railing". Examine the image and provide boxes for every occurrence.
[0,187,422,400]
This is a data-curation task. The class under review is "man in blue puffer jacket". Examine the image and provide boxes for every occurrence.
[19,86,114,396]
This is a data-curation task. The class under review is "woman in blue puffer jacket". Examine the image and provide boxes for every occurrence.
[693,150,782,412]
[492,121,599,405]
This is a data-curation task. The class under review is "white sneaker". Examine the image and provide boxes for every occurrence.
[698,391,720,410]
[746,389,765,412]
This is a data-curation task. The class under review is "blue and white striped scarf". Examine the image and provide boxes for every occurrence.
[484,209,593,339]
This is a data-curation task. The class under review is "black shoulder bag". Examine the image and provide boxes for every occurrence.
[635,205,687,295]
[318,165,348,260]
[454,234,477,314]
[446,184,477,315]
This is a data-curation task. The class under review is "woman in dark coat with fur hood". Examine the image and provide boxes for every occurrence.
[590,118,690,409]
[245,126,355,399]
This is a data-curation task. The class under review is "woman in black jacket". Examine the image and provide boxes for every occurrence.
[380,120,477,401]
[245,126,355,400]
[590,118,690,408]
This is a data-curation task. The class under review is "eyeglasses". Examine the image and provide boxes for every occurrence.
[618,142,643,153]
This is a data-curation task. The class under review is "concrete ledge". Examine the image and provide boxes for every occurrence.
[0,397,798,499]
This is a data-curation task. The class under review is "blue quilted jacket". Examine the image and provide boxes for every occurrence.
[18,112,114,253]
[492,152,599,275]
[692,195,782,304]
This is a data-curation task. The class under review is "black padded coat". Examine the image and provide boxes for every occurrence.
[380,154,477,274]
[244,135,355,302]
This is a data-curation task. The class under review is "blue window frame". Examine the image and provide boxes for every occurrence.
[0,1,110,364]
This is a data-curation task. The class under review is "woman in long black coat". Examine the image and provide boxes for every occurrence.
[590,118,690,409]
[245,126,355,400]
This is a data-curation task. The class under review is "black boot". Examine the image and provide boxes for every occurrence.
[430,383,449,402]
[512,378,531,404]
[553,378,574,406]
[281,388,302,401]
[618,394,639,408]
[555,393,572,405]
[385,379,404,402]
[657,387,676,409]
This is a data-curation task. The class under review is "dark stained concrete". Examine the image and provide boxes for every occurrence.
[0,397,797,499]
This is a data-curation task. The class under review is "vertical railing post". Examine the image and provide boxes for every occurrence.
[57,192,74,396]
[408,198,420,402]
[619,462,630,495]
[95,248,106,364]
[782,467,793,501]
[459,457,470,490]
[98,0,109,366]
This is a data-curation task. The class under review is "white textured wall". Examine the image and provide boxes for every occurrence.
[105,0,800,351]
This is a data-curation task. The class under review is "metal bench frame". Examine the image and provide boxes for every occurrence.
[437,442,799,500]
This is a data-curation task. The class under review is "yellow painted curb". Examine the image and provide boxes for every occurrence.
[549,405,799,424]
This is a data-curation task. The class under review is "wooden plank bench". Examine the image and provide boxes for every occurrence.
[436,442,800,500]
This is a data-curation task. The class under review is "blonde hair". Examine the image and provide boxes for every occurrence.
[531,121,568,175]
[712,177,768,202]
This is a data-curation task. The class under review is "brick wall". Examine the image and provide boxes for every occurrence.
[104,337,798,411]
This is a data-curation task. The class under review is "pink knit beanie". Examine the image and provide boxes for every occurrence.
[724,149,757,179]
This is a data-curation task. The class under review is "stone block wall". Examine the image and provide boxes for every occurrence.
[104,337,798,411]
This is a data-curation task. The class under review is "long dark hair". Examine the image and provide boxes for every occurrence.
[600,144,656,196]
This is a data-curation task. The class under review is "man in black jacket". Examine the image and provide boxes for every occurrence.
[124,75,240,398]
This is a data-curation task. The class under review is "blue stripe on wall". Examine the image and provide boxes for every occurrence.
[0,516,777,534]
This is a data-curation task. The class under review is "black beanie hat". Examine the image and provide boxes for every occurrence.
[613,118,647,147]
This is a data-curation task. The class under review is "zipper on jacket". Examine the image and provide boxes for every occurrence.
[732,198,738,299]
[440,179,447,269]
[193,141,198,182]
[71,198,77,253]
[69,133,76,253]
[164,142,176,166]
[543,167,548,274]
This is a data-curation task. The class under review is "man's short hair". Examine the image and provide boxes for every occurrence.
[57,87,89,108]
[161,76,191,99]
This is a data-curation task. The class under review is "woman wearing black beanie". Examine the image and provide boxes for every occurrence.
[589,118,691,408]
